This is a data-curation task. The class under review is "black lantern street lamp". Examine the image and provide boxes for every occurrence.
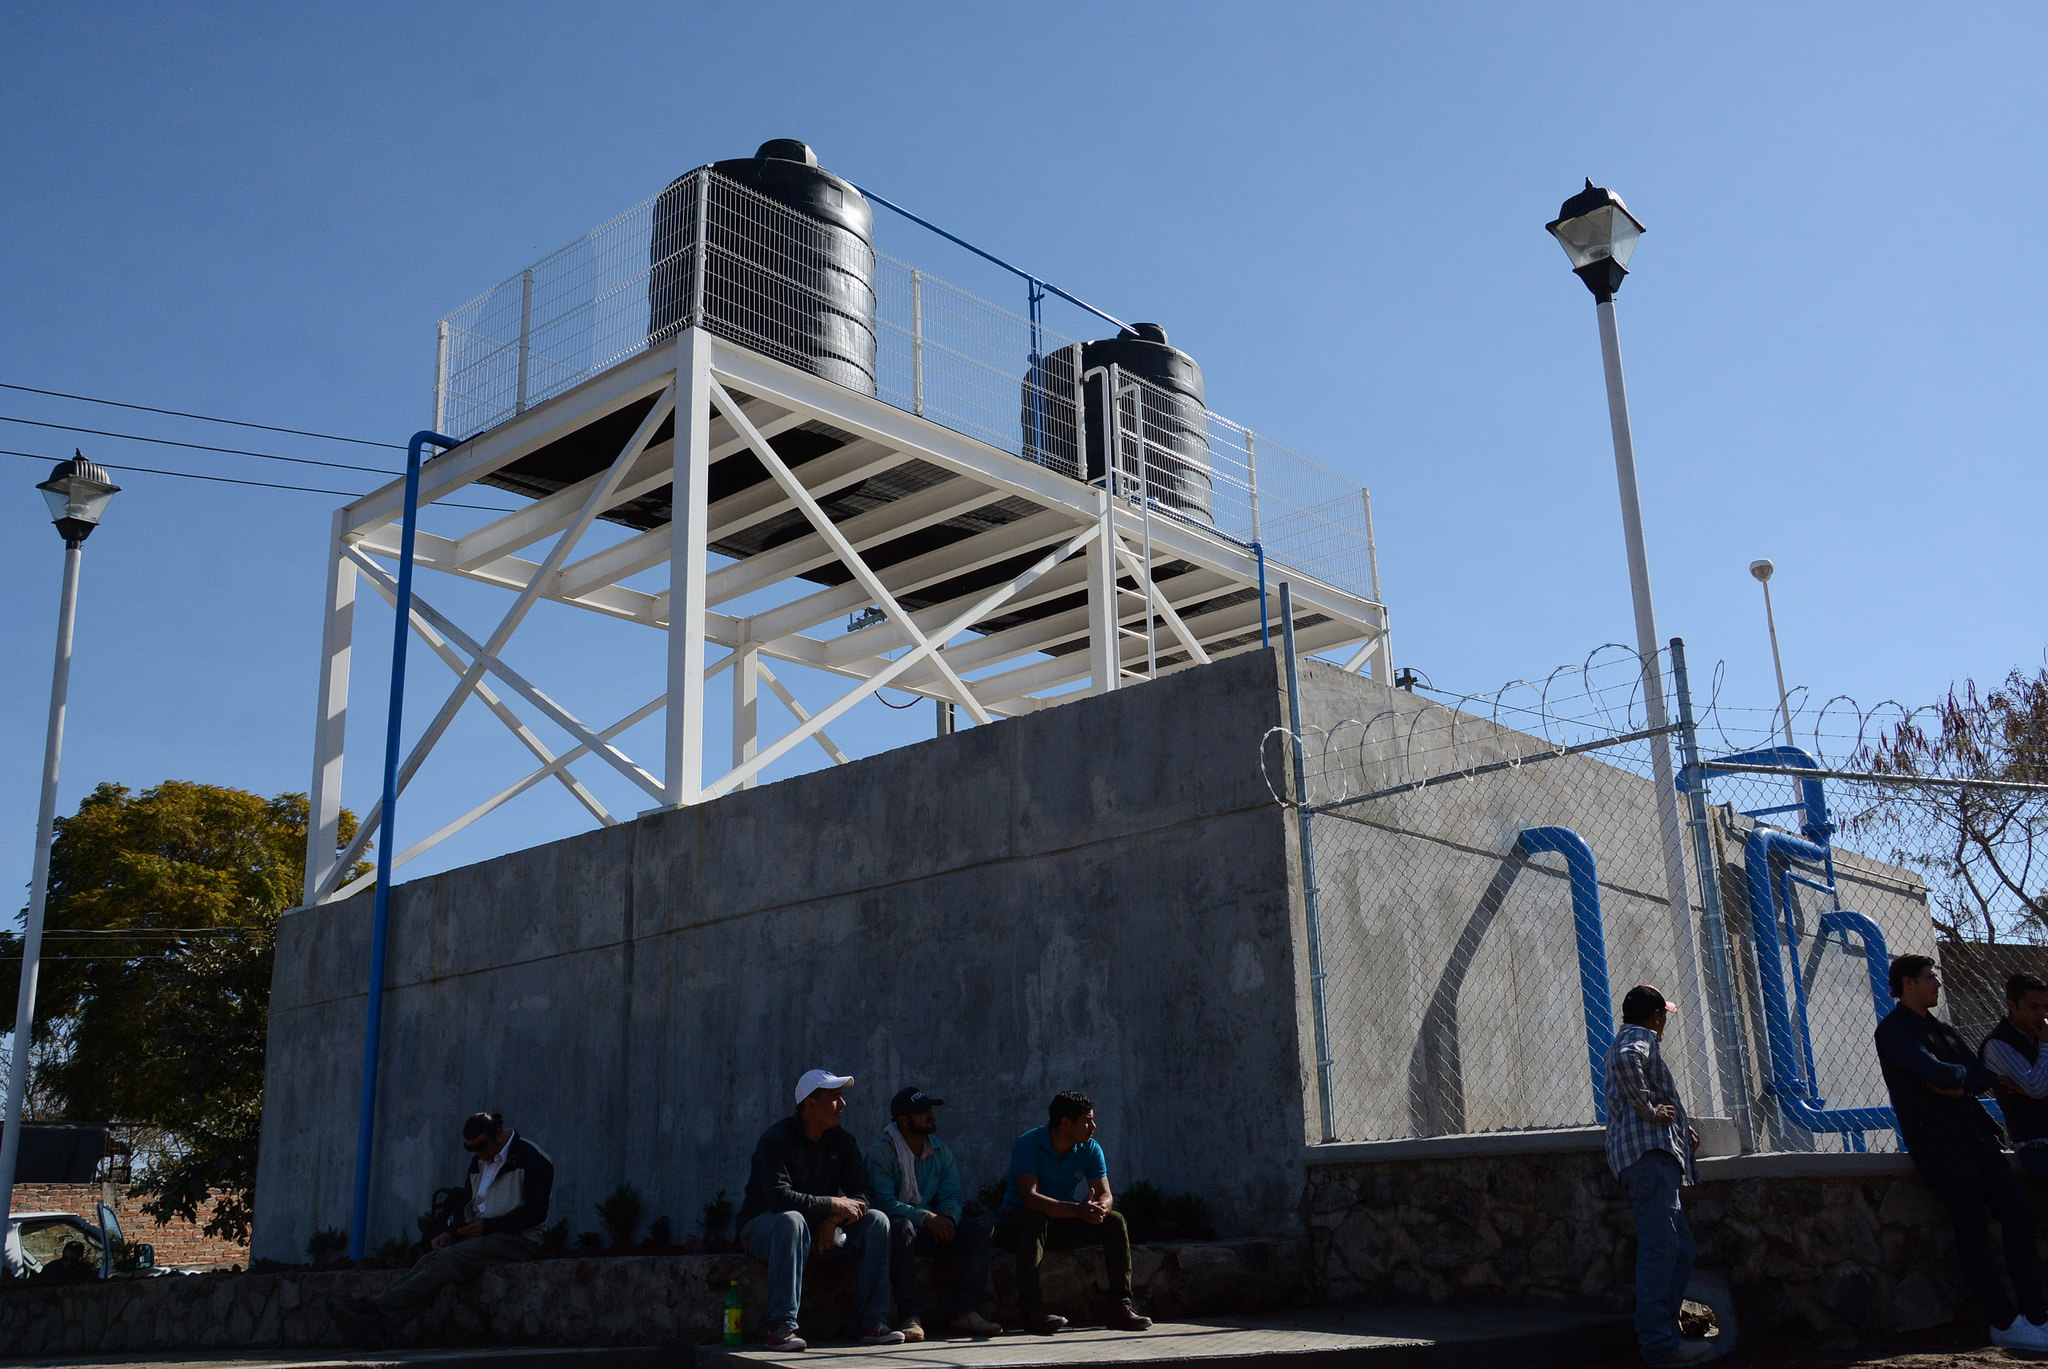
[1547,178,1647,302]
[1,451,121,1235]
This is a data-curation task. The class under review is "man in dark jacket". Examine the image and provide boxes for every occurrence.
[1877,956,2048,1352]
[737,1070,901,1351]
[326,1112,554,1349]
[1981,973,2048,1183]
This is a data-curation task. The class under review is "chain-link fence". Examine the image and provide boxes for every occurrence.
[1270,638,2048,1157]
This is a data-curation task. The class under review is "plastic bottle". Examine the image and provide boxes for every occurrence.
[723,1280,744,1347]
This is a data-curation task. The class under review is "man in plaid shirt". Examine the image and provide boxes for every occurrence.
[1603,984,1711,1366]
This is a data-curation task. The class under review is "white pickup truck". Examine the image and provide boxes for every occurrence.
[2,1201,158,1280]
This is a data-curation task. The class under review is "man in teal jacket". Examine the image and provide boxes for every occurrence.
[865,1086,1000,1340]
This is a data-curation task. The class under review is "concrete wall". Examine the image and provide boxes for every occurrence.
[254,651,1316,1263]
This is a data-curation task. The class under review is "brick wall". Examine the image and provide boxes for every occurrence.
[12,1182,247,1268]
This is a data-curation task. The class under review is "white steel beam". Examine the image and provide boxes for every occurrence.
[665,329,713,806]
[1115,537,1211,667]
[1087,487,1118,695]
[707,378,994,726]
[302,509,357,907]
[732,644,759,790]
[754,660,850,766]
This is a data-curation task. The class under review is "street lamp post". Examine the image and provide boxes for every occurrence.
[1749,559,1798,749]
[1546,182,1721,1113]
[0,453,120,1239]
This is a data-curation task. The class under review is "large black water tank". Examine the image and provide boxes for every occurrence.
[648,139,878,396]
[1023,324,1212,522]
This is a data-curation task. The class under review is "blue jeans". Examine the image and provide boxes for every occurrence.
[741,1208,892,1336]
[1621,1149,1696,1362]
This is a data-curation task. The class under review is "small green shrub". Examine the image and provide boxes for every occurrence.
[539,1219,569,1253]
[374,1236,414,1263]
[596,1182,646,1248]
[648,1215,674,1247]
[699,1190,734,1241]
[575,1230,604,1251]
[976,1178,1008,1212]
[306,1227,348,1265]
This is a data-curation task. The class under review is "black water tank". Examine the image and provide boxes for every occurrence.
[648,140,878,396]
[1023,323,1212,522]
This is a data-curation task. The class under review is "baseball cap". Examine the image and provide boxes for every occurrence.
[794,1068,854,1103]
[1622,984,1678,1020]
[891,1086,945,1116]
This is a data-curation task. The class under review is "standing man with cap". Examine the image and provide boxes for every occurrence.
[1603,986,1712,1367]
[736,1069,903,1351]
[1878,955,2048,1352]
[866,1086,1002,1340]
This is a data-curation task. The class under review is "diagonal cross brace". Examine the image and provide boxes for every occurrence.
[706,377,994,726]
[327,691,668,903]
[356,558,613,827]
[1113,536,1212,667]
[701,522,1099,801]
[755,659,851,765]
[386,382,676,813]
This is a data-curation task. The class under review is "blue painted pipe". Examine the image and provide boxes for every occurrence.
[1683,745,1832,843]
[1515,826,1614,1124]
[349,429,460,1260]
[1254,542,1269,649]
[1743,826,1897,1135]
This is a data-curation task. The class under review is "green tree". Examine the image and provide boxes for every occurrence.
[1848,666,2048,942]
[1,781,364,1240]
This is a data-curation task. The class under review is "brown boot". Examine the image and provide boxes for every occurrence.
[1024,1307,1067,1335]
[1105,1299,1152,1332]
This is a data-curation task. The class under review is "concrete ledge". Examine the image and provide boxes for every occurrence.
[1302,1128,1603,1165]
[1696,1151,1914,1181]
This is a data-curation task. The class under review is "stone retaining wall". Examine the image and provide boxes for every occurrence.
[0,1238,1304,1356]
[1305,1144,2023,1338]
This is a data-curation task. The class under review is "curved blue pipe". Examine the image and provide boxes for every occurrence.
[1743,826,1897,1135]
[1515,826,1614,1124]
[350,429,460,1259]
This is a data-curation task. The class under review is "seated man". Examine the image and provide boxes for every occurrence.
[865,1085,1002,1340]
[737,1069,903,1351]
[995,1091,1150,1335]
[1877,956,2048,1353]
[326,1112,553,1349]
[1982,973,2048,1183]
[37,1240,94,1283]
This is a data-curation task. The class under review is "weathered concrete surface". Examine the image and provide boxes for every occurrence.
[1306,1148,2028,1337]
[256,652,1316,1263]
[0,1240,1305,1354]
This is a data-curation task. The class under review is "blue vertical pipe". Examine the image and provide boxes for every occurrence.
[1514,827,1614,1122]
[349,429,459,1260]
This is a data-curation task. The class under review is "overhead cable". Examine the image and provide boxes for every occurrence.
[0,381,405,449]
[0,415,399,475]
[2,448,513,513]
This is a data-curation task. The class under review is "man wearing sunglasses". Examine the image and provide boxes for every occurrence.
[327,1112,555,1348]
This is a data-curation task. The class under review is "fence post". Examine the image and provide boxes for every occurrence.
[911,269,924,417]
[1281,583,1338,1143]
[1671,636,1759,1153]
[1246,432,1261,543]
[433,320,449,435]
[515,268,534,415]
[690,171,710,329]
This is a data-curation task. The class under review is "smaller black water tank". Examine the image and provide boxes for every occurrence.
[648,140,878,396]
[1023,324,1212,522]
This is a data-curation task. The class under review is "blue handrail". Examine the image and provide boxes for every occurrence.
[1515,826,1614,1123]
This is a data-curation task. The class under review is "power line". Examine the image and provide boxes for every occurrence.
[0,415,399,476]
[0,382,406,450]
[3,448,515,513]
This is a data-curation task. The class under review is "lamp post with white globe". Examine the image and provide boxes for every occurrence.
[1546,180,1720,1110]
[0,452,121,1237]
[1749,559,1798,750]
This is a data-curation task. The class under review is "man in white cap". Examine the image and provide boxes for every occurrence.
[736,1069,902,1351]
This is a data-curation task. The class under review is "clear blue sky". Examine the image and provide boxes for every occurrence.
[3,3,2042,903]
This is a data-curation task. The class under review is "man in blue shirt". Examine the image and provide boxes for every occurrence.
[995,1091,1151,1335]
[865,1086,1001,1340]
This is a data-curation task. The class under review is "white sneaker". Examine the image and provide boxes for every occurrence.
[1988,1316,2048,1352]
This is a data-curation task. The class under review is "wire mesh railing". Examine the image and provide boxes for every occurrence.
[1266,640,2048,1157]
[432,167,1382,603]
